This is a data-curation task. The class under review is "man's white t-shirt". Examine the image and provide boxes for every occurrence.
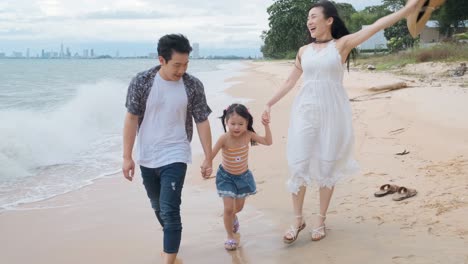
[136,72,191,168]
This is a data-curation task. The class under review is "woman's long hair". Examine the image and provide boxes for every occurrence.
[220,103,257,146]
[308,0,356,71]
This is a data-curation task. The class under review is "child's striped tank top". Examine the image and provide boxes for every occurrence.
[222,145,249,175]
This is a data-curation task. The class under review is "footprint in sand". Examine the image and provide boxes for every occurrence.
[392,254,418,264]
[355,216,365,223]
[363,171,388,177]
[400,221,417,230]
[422,199,467,216]
[419,157,468,177]
[372,216,385,225]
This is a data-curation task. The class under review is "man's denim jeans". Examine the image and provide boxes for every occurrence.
[140,162,187,254]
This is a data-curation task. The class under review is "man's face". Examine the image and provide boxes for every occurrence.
[159,51,189,81]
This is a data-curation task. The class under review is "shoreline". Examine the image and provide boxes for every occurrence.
[1,60,467,264]
[0,59,247,213]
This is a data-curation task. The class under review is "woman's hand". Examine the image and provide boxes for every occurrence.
[405,0,420,14]
[262,105,271,124]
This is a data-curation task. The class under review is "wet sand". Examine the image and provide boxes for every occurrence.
[1,60,467,264]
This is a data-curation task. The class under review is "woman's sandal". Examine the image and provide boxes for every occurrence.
[283,215,306,244]
[233,215,240,233]
[224,239,238,251]
[311,214,326,241]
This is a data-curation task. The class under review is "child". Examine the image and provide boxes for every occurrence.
[210,103,272,251]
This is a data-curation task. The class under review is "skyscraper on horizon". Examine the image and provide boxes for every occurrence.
[60,43,64,58]
[192,43,200,59]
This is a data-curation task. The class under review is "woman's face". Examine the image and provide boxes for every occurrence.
[307,7,333,39]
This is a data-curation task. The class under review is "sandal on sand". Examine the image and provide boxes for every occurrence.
[392,186,417,201]
[311,214,327,241]
[224,239,238,251]
[374,184,399,197]
[233,215,239,233]
[283,215,306,244]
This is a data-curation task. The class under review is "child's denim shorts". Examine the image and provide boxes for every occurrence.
[215,165,257,198]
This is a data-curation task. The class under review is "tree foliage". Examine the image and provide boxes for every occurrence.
[348,5,389,33]
[260,0,467,58]
[261,0,359,58]
[433,1,468,37]
[261,0,316,59]
[334,3,356,28]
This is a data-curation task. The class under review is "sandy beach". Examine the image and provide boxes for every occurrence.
[1,60,467,264]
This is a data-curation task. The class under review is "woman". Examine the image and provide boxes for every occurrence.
[261,0,420,243]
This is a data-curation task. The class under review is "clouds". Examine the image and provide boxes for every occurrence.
[0,0,272,49]
[337,0,384,10]
[84,10,169,20]
[0,0,386,55]
[0,28,36,36]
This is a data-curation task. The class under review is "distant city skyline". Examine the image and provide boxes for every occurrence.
[0,41,263,58]
[0,0,383,57]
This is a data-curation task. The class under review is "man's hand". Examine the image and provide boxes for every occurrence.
[200,159,213,179]
[123,158,135,181]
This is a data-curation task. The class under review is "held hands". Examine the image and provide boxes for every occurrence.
[262,105,271,125]
[122,158,135,181]
[200,158,213,179]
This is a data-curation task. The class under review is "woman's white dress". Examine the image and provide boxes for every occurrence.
[287,40,359,194]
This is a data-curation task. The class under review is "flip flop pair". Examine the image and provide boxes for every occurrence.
[374,184,417,201]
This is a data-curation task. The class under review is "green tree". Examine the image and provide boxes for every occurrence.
[261,0,357,58]
[433,1,468,37]
[334,2,356,28]
[380,0,417,52]
[382,0,405,11]
[348,5,389,33]
[261,0,316,59]
[384,20,416,52]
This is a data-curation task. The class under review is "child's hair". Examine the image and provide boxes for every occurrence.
[220,103,257,146]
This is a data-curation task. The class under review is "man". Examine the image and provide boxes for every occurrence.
[122,34,212,264]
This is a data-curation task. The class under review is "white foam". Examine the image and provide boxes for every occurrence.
[0,79,126,175]
[0,60,250,211]
[0,79,127,210]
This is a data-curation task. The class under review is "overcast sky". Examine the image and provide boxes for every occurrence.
[0,0,384,56]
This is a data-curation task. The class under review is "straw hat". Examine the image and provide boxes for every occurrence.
[407,0,446,38]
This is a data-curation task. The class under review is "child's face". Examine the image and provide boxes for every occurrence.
[226,113,248,137]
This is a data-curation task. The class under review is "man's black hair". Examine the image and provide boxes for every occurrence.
[157,34,192,62]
